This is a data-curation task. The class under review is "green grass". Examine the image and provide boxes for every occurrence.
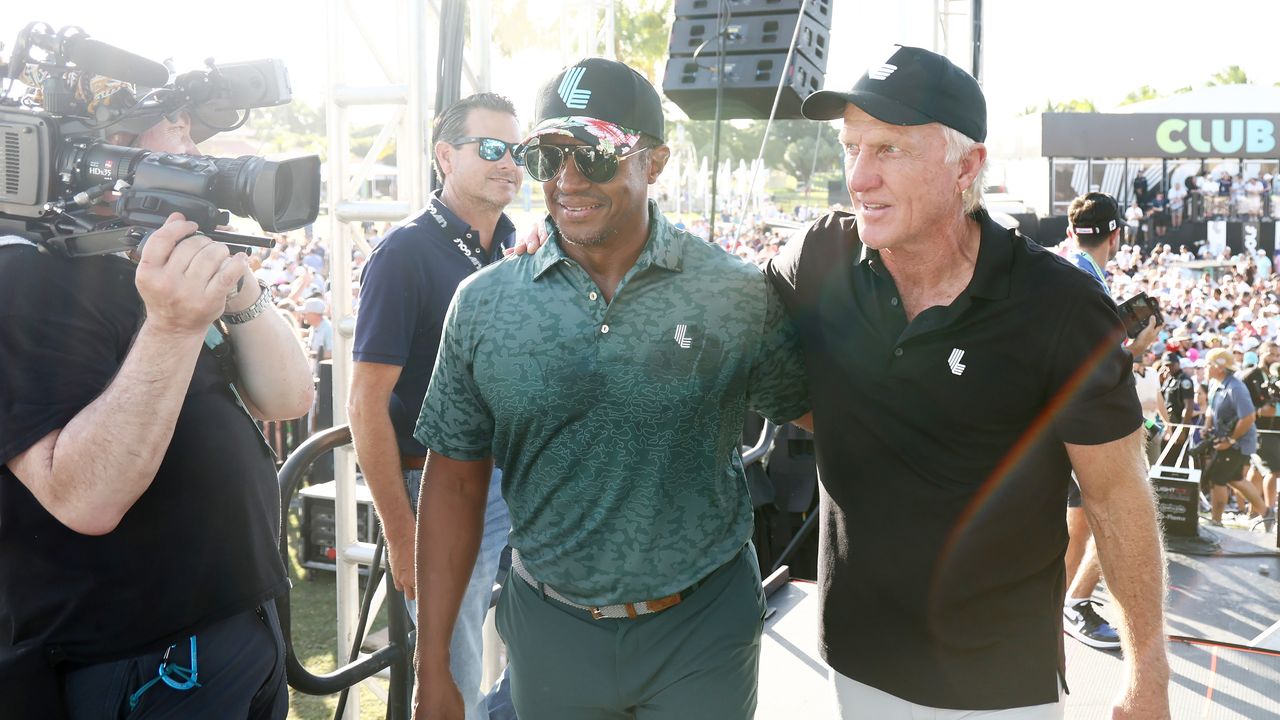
[285,513,392,720]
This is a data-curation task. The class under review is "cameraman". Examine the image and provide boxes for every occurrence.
[0,105,314,719]
[1241,344,1280,528]
[1203,348,1268,527]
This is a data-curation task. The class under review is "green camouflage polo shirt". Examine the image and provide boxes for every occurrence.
[415,202,808,605]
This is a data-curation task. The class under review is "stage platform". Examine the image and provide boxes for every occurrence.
[756,525,1280,719]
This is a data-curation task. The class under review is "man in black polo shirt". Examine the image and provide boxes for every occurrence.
[765,46,1169,718]
[348,92,519,719]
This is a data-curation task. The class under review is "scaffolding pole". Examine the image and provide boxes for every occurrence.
[323,1,488,716]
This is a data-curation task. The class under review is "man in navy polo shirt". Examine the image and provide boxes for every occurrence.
[766,46,1169,718]
[348,92,520,720]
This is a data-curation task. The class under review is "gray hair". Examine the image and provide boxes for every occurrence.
[941,125,985,215]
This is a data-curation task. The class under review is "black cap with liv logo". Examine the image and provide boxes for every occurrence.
[527,57,666,146]
[802,45,987,143]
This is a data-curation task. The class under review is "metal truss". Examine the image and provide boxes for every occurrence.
[323,1,490,716]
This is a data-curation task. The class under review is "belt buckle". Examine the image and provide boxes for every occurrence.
[590,607,607,620]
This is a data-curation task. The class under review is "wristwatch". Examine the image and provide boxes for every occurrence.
[222,279,272,325]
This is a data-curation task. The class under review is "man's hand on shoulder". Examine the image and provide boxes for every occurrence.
[135,212,247,337]
[503,222,548,257]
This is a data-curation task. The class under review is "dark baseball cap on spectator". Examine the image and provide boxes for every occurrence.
[1068,192,1123,238]
[523,57,665,151]
[801,45,986,142]
[1164,351,1182,363]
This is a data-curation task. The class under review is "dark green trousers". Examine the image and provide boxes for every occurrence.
[495,543,765,720]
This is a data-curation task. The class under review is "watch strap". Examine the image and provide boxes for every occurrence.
[222,279,272,325]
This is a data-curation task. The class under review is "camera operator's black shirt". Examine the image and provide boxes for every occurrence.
[0,244,287,674]
[764,211,1142,710]
[1239,366,1278,431]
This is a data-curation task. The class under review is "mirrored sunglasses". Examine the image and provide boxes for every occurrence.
[516,142,647,184]
[451,136,517,161]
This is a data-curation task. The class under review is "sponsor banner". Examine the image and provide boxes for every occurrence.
[1043,113,1280,158]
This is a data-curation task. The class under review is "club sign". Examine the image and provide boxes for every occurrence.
[1043,113,1280,158]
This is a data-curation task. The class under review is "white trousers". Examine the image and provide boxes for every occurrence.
[829,669,1065,720]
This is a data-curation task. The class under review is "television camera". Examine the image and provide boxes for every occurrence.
[0,22,320,257]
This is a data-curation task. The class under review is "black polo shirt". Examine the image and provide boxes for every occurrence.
[353,191,515,455]
[765,210,1142,710]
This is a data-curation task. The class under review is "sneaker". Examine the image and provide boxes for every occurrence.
[1064,600,1122,650]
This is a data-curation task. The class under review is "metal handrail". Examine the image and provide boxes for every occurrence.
[276,423,412,716]
[741,420,778,466]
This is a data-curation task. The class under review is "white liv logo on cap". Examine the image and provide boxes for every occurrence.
[558,66,592,109]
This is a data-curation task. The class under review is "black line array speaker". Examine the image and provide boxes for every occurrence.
[663,0,833,120]
[668,12,831,68]
[674,0,833,25]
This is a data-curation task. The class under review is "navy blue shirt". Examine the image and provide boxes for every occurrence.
[353,191,515,455]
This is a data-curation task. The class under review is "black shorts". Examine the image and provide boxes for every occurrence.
[1252,433,1280,475]
[1204,448,1249,487]
[1067,477,1083,508]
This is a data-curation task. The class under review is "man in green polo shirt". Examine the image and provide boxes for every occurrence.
[411,58,809,720]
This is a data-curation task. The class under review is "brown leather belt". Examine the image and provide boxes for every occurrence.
[510,548,707,620]
[401,454,426,471]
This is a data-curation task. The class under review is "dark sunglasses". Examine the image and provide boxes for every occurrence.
[450,136,517,161]
[517,142,647,184]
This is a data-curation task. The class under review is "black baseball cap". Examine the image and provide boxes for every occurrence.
[1068,192,1123,238]
[524,58,665,151]
[802,45,986,143]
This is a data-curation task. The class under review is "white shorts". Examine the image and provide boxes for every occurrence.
[829,668,1065,720]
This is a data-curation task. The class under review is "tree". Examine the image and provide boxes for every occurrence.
[247,100,327,157]
[1207,65,1249,86]
[614,0,674,83]
[1022,98,1096,115]
[781,123,841,190]
[1119,85,1160,106]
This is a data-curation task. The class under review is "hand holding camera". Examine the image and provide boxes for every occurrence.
[135,213,247,337]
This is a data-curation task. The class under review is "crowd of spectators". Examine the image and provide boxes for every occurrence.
[1135,170,1278,227]
[1053,231,1280,527]
[248,198,1280,529]
[1058,237,1277,371]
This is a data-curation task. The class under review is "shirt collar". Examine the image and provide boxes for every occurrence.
[856,208,1013,300]
[425,189,517,256]
[424,190,467,236]
[532,199,684,280]
[966,209,1014,300]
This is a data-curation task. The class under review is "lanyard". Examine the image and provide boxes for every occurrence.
[1073,251,1106,287]
[425,198,488,271]
[450,235,485,272]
